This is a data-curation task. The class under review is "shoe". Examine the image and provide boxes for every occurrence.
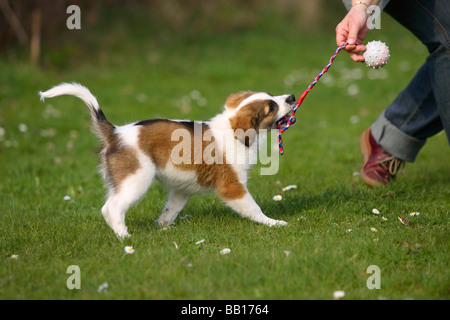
[359,129,404,187]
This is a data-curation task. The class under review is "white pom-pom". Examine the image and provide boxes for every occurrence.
[363,40,390,69]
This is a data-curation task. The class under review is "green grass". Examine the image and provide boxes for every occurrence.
[0,7,449,300]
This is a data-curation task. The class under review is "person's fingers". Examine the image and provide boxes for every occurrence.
[346,17,362,46]
[348,52,365,62]
[349,44,366,53]
[344,43,357,51]
[335,22,348,46]
[344,43,366,54]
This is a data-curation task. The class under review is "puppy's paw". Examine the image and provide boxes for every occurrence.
[272,220,288,227]
[116,231,131,239]
[156,217,176,229]
[265,218,288,227]
[115,226,131,239]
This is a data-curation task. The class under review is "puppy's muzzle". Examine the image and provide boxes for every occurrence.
[277,94,297,127]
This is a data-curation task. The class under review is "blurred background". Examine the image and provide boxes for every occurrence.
[1,0,344,67]
[0,0,435,185]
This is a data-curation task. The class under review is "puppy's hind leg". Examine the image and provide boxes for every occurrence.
[157,189,191,227]
[102,167,155,238]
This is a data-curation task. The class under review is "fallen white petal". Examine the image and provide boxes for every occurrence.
[97,282,109,293]
[282,185,297,192]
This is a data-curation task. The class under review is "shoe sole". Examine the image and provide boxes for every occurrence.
[359,129,382,187]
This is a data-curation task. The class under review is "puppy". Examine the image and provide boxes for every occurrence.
[39,83,296,237]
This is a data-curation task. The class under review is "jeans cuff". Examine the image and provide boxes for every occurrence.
[371,111,426,162]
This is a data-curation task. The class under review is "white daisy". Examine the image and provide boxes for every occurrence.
[10,254,19,260]
[370,227,378,232]
[18,123,28,133]
[195,239,205,245]
[333,290,345,299]
[409,212,420,217]
[124,246,135,254]
[220,248,231,255]
[273,195,282,201]
[372,208,380,215]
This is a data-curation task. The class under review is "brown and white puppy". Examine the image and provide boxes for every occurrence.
[39,83,296,237]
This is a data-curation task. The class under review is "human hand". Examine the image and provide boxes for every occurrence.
[335,5,370,62]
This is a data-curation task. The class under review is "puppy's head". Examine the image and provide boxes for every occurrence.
[226,91,296,146]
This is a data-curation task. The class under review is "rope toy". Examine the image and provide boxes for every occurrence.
[276,42,353,155]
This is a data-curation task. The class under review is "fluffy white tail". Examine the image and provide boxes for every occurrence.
[39,82,100,111]
[39,82,115,145]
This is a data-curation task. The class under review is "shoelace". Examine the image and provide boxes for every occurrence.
[378,156,404,176]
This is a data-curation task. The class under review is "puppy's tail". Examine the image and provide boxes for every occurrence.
[39,82,115,146]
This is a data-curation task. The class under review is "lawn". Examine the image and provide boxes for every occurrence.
[0,4,448,301]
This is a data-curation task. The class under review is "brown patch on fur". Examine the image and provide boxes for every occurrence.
[105,145,141,191]
[229,100,279,146]
[137,119,246,200]
[93,110,137,192]
[225,91,256,110]
[216,174,247,200]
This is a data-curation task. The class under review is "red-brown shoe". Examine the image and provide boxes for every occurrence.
[359,129,404,187]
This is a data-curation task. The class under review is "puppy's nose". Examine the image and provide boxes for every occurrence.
[285,94,296,104]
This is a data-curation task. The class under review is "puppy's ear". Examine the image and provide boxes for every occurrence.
[232,120,257,147]
[229,102,266,147]
[225,91,255,110]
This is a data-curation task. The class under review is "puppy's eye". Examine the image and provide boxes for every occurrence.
[269,101,277,113]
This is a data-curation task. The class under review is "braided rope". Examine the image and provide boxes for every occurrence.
[277,42,349,155]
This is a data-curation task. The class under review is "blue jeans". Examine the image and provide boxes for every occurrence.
[371,0,450,162]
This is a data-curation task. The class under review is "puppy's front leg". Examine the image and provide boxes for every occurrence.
[222,190,287,227]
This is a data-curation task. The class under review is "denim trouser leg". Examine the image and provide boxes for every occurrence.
[370,0,450,162]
